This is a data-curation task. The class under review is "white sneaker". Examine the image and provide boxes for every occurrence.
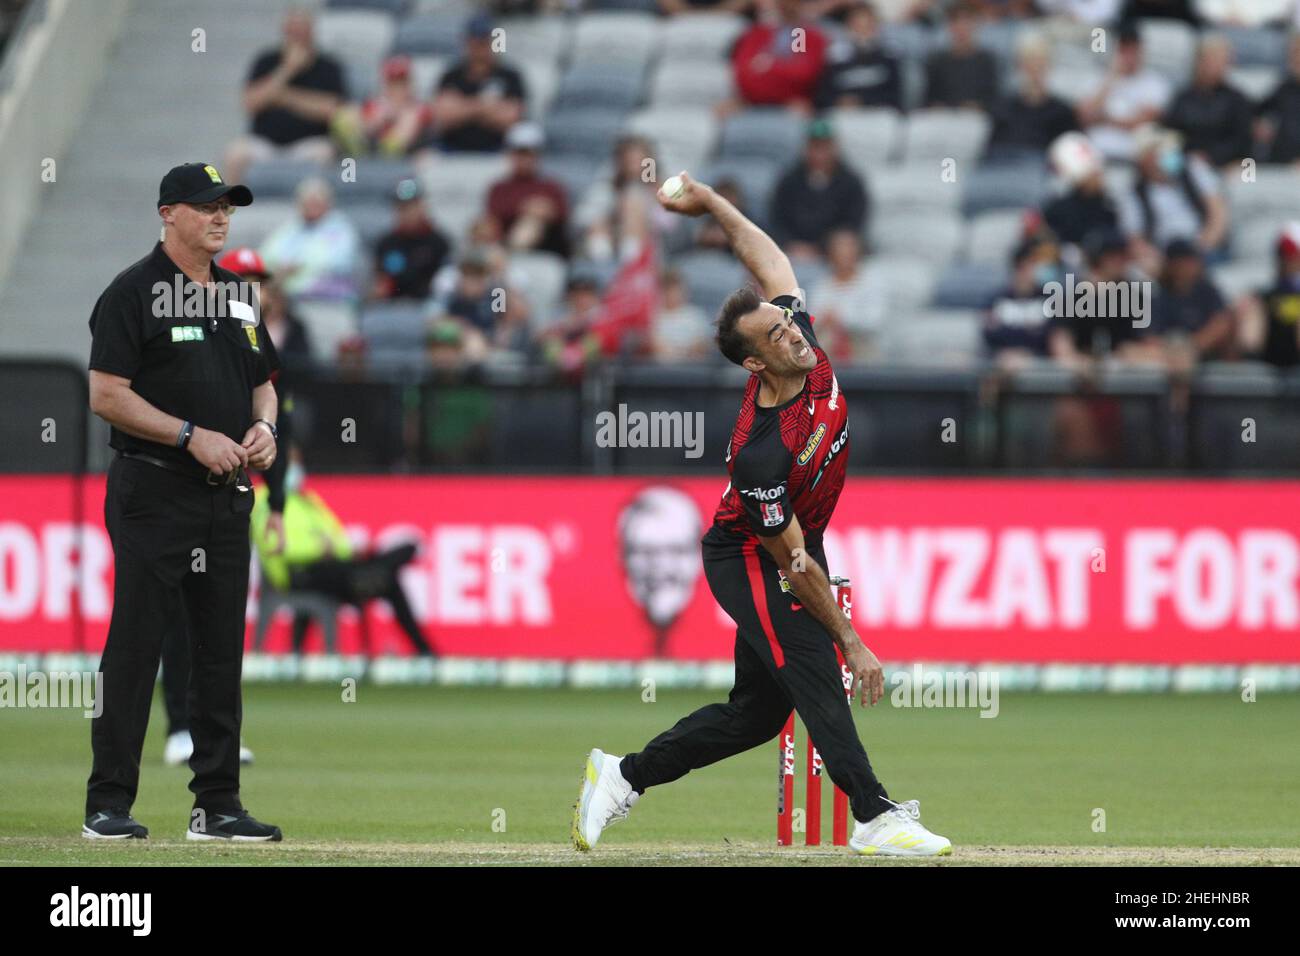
[239,741,254,765]
[163,731,193,767]
[850,798,952,857]
[571,748,639,851]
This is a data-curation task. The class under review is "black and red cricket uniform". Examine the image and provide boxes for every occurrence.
[621,294,892,823]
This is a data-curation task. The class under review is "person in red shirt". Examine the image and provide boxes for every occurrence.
[484,122,570,258]
[572,171,952,857]
[732,0,829,111]
[358,55,435,156]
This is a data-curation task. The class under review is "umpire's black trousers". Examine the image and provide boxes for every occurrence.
[87,456,252,816]
[621,541,892,824]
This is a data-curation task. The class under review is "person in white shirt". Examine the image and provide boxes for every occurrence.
[1077,22,1172,162]
[260,177,360,301]
[808,229,886,361]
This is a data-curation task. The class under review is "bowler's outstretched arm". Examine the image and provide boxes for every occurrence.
[656,171,798,300]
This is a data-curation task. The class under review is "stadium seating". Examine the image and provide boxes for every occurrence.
[660,13,747,64]
[570,12,661,70]
[932,262,1009,310]
[902,109,991,164]
[718,109,806,168]
[392,12,470,57]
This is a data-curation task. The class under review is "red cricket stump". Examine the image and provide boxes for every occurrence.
[776,577,854,846]
[831,579,853,846]
[806,742,823,846]
[777,712,795,845]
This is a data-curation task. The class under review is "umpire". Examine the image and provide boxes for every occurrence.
[84,162,282,841]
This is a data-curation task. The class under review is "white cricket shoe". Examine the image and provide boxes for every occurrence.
[239,741,255,765]
[163,731,193,767]
[571,748,639,851]
[850,798,952,857]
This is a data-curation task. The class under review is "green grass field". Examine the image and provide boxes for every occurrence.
[2,685,1298,866]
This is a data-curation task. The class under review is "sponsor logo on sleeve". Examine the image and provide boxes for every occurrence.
[762,501,785,528]
[797,423,827,465]
[739,483,786,502]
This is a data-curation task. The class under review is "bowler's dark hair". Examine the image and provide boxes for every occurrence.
[715,288,763,366]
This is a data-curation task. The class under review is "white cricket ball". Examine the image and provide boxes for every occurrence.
[660,175,685,200]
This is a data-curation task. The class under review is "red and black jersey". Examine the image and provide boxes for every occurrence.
[703,293,850,558]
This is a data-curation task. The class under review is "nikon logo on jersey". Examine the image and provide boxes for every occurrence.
[797,423,827,466]
[170,325,205,342]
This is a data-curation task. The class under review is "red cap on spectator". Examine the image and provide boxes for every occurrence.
[383,55,411,82]
[1278,224,1300,260]
[218,247,270,277]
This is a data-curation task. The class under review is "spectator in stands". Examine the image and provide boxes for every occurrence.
[695,179,750,253]
[770,118,870,260]
[1077,21,1172,162]
[582,135,674,263]
[808,229,886,361]
[260,177,360,301]
[224,8,346,184]
[923,3,1000,112]
[425,314,490,371]
[371,178,450,302]
[432,13,526,153]
[430,242,532,354]
[1117,125,1227,273]
[1123,1,1197,22]
[1255,33,1300,165]
[436,247,499,339]
[987,31,1078,162]
[1049,230,1158,365]
[485,122,571,258]
[219,249,314,372]
[1234,223,1300,368]
[1150,238,1234,366]
[335,55,435,158]
[1043,132,1120,262]
[651,270,712,362]
[815,2,904,112]
[539,275,605,380]
[983,237,1058,365]
[1195,0,1295,27]
[1047,230,1160,465]
[1035,0,1124,23]
[731,0,829,112]
[1162,34,1253,169]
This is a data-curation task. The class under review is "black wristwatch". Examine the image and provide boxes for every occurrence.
[177,420,195,449]
[253,418,278,440]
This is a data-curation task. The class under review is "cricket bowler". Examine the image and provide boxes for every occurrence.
[572,171,951,857]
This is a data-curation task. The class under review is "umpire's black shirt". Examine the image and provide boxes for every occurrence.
[89,241,280,478]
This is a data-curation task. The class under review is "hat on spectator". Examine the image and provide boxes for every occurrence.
[466,12,494,39]
[393,178,423,203]
[505,122,545,152]
[217,247,271,278]
[158,162,253,208]
[1048,132,1102,185]
[382,55,412,82]
[427,316,465,347]
[1134,124,1181,157]
[1164,238,1200,261]
[1083,229,1127,265]
[1276,223,1300,260]
[807,118,835,141]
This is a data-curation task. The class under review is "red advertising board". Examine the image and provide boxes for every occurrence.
[1,475,1298,663]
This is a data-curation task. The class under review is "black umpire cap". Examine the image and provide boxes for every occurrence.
[157,162,254,208]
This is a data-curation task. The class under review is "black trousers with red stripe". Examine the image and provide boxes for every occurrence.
[620,541,891,825]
